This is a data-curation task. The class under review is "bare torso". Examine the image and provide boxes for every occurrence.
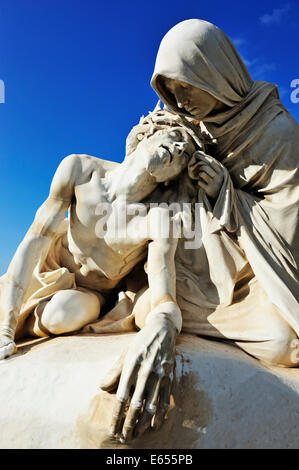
[62,155,149,293]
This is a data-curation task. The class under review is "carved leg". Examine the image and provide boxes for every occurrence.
[26,289,102,337]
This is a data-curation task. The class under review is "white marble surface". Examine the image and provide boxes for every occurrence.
[1,333,299,449]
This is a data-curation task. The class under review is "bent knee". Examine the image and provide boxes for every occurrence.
[44,308,72,335]
[41,289,100,335]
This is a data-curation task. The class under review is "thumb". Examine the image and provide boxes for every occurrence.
[99,347,127,392]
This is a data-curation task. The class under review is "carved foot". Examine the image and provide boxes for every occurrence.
[0,335,17,360]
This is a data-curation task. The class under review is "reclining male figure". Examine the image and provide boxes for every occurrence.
[0,110,197,442]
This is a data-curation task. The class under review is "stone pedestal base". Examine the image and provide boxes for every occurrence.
[1,333,299,449]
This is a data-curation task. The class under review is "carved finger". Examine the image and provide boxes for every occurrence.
[194,151,213,165]
[114,358,151,441]
[198,171,212,184]
[135,373,161,437]
[197,179,208,191]
[118,366,151,442]
[160,375,172,408]
[120,404,142,443]
[135,409,154,438]
[120,383,146,439]
[196,152,223,173]
[206,158,221,172]
[120,348,161,441]
[109,398,128,438]
[111,356,146,439]
[153,376,172,431]
[193,150,207,161]
[152,407,168,432]
[109,370,136,438]
[128,364,152,409]
[116,354,140,403]
[197,163,216,178]
[145,372,161,414]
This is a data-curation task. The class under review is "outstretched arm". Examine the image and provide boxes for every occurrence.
[102,208,181,442]
[0,155,78,358]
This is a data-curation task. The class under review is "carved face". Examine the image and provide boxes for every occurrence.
[140,127,195,183]
[160,77,224,120]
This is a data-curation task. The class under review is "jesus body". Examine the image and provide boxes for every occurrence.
[0,116,197,442]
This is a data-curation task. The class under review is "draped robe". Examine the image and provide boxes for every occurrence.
[151,19,299,342]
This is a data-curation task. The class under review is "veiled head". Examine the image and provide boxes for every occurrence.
[151,19,253,119]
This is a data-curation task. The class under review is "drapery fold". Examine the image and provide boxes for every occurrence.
[151,19,299,338]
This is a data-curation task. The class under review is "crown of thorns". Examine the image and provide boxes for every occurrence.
[125,101,206,157]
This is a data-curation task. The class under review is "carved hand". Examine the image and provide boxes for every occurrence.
[190,150,225,201]
[0,334,17,360]
[100,315,177,442]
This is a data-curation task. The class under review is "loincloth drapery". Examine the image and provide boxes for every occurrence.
[0,220,137,339]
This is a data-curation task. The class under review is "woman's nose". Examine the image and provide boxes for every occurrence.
[175,90,187,109]
[177,99,186,109]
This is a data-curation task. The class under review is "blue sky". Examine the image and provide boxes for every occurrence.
[0,0,298,274]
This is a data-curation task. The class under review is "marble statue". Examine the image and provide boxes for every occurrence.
[0,105,208,442]
[1,18,299,446]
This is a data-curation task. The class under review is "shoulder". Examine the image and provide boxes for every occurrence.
[49,154,92,200]
[53,153,119,183]
[265,108,299,142]
[50,154,120,200]
[59,154,119,179]
[56,153,94,179]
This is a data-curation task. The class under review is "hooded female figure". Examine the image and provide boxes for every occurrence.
[151,19,299,366]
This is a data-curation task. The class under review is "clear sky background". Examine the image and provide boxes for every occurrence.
[0,0,298,275]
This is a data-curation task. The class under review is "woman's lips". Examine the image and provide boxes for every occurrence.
[187,106,198,114]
